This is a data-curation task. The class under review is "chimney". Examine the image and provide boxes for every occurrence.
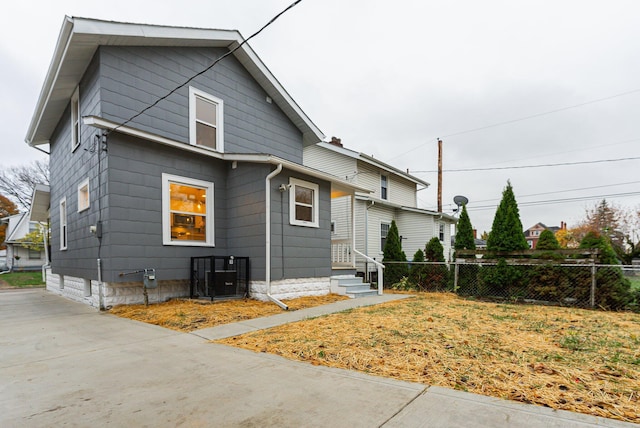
[330,136,343,147]
[473,229,477,239]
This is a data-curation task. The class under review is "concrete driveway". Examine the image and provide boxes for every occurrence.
[1,289,636,427]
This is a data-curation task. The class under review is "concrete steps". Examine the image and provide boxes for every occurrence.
[330,275,378,298]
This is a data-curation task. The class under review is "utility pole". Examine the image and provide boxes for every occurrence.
[437,138,442,212]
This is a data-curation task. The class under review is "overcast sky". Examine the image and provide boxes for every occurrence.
[2,0,639,234]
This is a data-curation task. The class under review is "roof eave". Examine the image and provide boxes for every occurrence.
[26,17,324,147]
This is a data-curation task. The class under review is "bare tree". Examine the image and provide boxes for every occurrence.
[0,159,49,211]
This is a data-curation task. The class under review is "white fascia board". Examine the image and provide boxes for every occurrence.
[84,116,365,194]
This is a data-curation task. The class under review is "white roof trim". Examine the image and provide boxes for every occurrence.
[354,194,457,222]
[85,116,370,195]
[316,142,430,187]
[26,16,324,147]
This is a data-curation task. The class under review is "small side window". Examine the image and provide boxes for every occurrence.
[71,87,80,151]
[78,178,90,212]
[289,178,319,228]
[60,198,67,250]
[189,87,224,152]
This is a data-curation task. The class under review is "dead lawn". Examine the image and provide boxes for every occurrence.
[216,292,640,423]
[109,294,350,332]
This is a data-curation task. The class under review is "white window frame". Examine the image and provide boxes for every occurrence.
[71,87,80,151]
[330,220,336,235]
[77,178,90,213]
[59,197,67,250]
[380,222,391,253]
[289,177,319,228]
[162,173,215,246]
[189,86,224,153]
[438,223,445,242]
[380,174,388,200]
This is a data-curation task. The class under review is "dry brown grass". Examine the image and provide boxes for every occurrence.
[216,292,640,423]
[109,294,350,332]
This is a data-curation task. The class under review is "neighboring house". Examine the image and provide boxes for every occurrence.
[25,17,366,308]
[524,222,565,249]
[0,249,7,271]
[0,213,46,271]
[304,138,456,279]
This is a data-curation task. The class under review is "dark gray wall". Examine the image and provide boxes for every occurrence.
[99,46,304,163]
[49,52,107,280]
[49,46,331,285]
[101,134,228,283]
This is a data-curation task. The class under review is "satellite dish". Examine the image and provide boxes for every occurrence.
[453,195,469,208]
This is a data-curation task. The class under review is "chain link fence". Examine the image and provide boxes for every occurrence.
[384,260,640,311]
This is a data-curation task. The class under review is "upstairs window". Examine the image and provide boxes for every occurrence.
[60,198,67,250]
[77,178,90,212]
[380,174,388,200]
[189,87,224,152]
[162,174,214,246]
[289,178,319,228]
[71,87,80,151]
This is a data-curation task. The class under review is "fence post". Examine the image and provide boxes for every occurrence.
[454,261,459,293]
[590,263,596,308]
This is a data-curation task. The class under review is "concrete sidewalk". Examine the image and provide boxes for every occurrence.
[0,289,636,427]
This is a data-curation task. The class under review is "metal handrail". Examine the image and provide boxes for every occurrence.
[353,249,384,295]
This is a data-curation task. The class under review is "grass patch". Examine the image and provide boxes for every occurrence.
[217,292,640,424]
[0,271,45,287]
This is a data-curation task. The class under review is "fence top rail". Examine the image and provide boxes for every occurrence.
[456,249,599,257]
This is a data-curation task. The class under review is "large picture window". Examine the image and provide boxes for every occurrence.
[162,174,214,246]
[289,177,319,228]
[189,87,224,152]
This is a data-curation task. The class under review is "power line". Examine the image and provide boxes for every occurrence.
[109,0,303,135]
[423,180,640,212]
[410,155,640,174]
[388,87,640,162]
[467,191,640,212]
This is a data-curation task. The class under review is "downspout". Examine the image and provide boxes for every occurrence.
[265,164,288,310]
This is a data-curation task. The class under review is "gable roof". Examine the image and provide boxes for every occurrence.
[25,16,325,147]
[315,142,430,188]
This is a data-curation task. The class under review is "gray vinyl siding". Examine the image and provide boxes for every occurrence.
[269,171,332,280]
[99,46,303,163]
[102,134,228,283]
[49,53,106,280]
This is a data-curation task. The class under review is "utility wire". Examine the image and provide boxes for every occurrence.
[388,87,640,162]
[466,191,640,212]
[108,0,303,135]
[410,155,640,173]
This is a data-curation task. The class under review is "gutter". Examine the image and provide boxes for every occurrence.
[265,164,288,310]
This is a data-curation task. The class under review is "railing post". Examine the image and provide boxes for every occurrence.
[590,263,596,308]
[378,264,383,295]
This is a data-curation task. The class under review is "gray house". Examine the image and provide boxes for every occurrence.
[25,17,365,308]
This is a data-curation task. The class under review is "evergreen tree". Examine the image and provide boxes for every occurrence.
[487,181,528,252]
[382,220,408,286]
[408,248,426,290]
[536,229,560,250]
[423,237,449,290]
[454,204,475,255]
[578,232,632,309]
[453,204,478,294]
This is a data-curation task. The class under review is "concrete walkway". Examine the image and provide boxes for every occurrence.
[0,289,636,427]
